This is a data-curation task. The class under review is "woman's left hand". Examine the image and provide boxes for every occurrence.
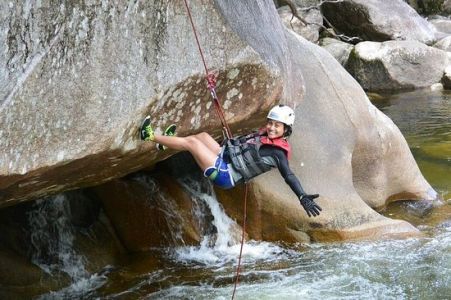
[299,194,322,217]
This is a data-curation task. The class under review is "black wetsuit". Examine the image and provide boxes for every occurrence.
[258,145,306,198]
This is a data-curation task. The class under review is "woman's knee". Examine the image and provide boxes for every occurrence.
[184,135,202,150]
[194,132,212,141]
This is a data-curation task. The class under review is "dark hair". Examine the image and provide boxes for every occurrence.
[266,119,292,138]
[284,125,292,137]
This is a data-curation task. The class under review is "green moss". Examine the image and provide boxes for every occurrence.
[419,0,445,15]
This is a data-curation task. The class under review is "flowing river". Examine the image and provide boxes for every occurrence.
[36,90,450,299]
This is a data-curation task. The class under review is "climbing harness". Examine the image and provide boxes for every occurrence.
[227,135,274,182]
[227,133,292,183]
[182,1,247,298]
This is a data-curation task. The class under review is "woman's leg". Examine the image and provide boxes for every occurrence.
[192,132,221,154]
[153,134,218,171]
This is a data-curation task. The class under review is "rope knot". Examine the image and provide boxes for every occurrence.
[206,73,217,91]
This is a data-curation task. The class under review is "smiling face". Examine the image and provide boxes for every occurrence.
[266,119,285,139]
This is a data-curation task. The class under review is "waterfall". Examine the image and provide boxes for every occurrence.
[27,194,88,280]
[180,176,241,249]
[27,194,106,299]
[173,176,246,265]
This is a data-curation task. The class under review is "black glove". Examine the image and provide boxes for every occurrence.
[299,194,322,217]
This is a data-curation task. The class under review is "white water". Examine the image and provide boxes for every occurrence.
[173,177,288,267]
[75,173,448,300]
[27,194,88,279]
[143,90,451,299]
[149,222,451,300]
[31,178,450,300]
[29,90,451,300]
[27,194,107,299]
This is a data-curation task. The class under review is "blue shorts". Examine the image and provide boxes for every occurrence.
[204,156,235,189]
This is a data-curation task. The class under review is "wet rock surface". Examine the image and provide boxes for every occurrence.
[0,191,123,298]
[321,0,436,44]
[90,174,202,251]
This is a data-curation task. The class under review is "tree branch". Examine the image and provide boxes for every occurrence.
[278,0,308,26]
[278,0,361,43]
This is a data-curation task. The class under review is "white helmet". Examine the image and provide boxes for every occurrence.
[267,104,295,127]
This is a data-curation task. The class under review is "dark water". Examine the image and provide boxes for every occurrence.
[371,89,451,201]
[37,90,450,299]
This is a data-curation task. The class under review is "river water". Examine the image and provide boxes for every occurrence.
[38,90,450,299]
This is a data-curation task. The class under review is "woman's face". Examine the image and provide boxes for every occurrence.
[266,119,285,139]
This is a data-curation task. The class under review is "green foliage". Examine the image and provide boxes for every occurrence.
[418,0,445,15]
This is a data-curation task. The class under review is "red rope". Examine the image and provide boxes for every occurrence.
[232,183,249,300]
[182,0,233,139]
[182,1,248,298]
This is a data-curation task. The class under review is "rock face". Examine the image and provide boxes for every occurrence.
[293,0,322,6]
[278,5,323,43]
[429,18,451,34]
[275,0,322,8]
[0,191,123,298]
[90,174,202,251]
[0,0,303,206]
[321,0,437,44]
[0,0,444,293]
[444,0,451,13]
[319,38,354,66]
[434,35,451,51]
[346,40,451,91]
[216,30,436,242]
[441,65,451,89]
[0,0,438,244]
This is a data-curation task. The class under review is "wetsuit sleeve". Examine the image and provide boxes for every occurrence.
[261,147,306,198]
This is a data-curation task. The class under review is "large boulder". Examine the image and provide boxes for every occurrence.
[0,0,438,245]
[319,37,354,66]
[321,0,436,44]
[216,31,437,242]
[444,0,451,13]
[346,40,451,91]
[90,174,203,251]
[441,65,451,89]
[0,248,67,300]
[278,5,323,43]
[274,0,322,8]
[293,0,322,6]
[0,1,303,206]
[429,17,451,34]
[434,35,451,51]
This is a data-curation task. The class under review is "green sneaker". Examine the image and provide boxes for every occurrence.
[140,116,155,141]
[157,124,176,151]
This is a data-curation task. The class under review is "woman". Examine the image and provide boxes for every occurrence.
[140,104,321,217]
